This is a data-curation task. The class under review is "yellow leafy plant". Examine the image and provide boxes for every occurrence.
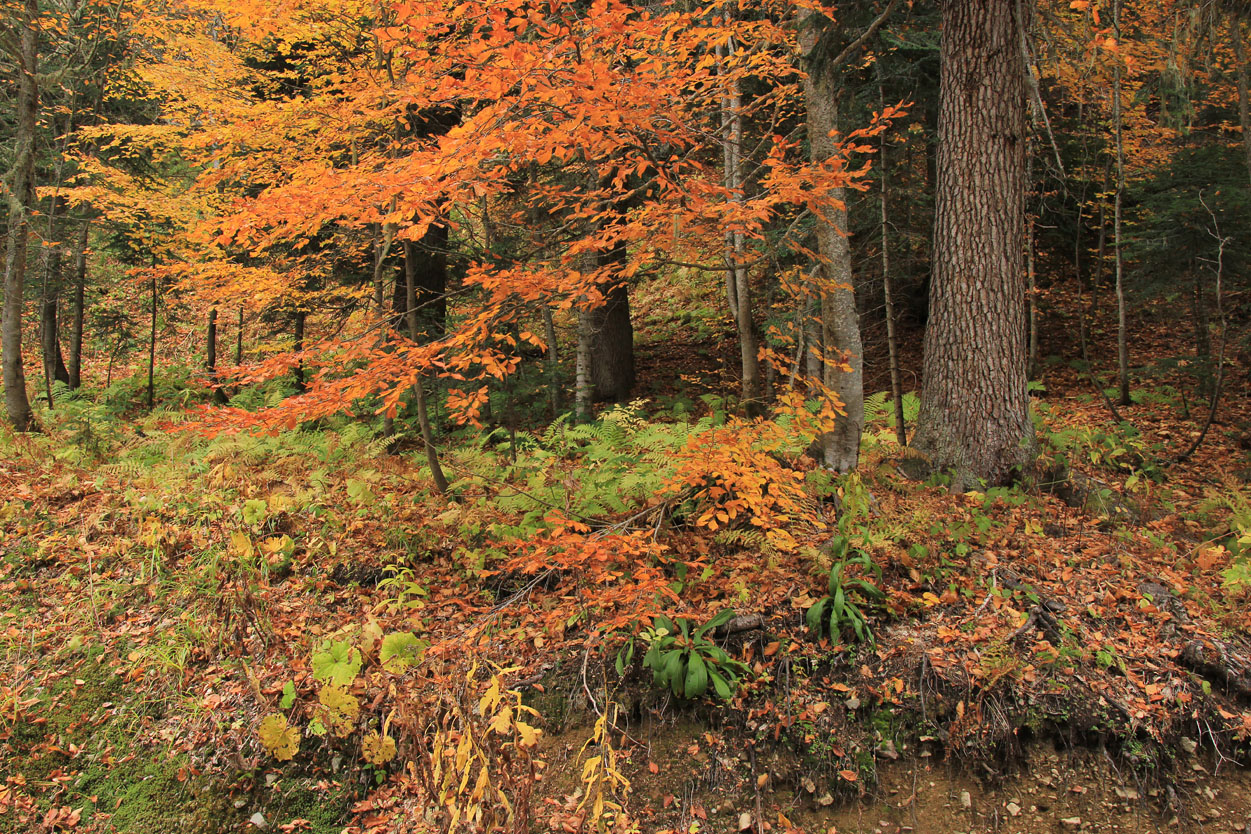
[258,713,300,761]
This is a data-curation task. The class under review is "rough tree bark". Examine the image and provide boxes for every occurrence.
[2,0,38,430]
[912,0,1035,488]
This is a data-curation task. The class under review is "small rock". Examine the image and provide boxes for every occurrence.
[248,813,267,830]
[1061,817,1081,828]
[1180,737,1198,755]
[738,812,753,832]
[1007,802,1021,817]
[817,793,834,807]
[960,791,972,809]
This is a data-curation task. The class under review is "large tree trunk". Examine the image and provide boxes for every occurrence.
[802,50,864,472]
[68,219,88,390]
[589,280,634,402]
[1232,18,1251,187]
[2,0,38,430]
[912,0,1034,488]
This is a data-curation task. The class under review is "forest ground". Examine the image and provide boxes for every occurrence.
[2,289,1251,833]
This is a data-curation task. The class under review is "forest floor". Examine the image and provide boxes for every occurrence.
[2,297,1251,833]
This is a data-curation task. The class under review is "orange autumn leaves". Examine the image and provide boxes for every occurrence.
[102,0,893,429]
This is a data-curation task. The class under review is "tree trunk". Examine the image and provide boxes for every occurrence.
[912,0,1034,488]
[802,65,863,471]
[235,308,244,365]
[292,310,306,393]
[879,74,906,446]
[575,309,593,423]
[543,306,560,417]
[147,271,157,411]
[403,224,448,340]
[68,219,87,390]
[718,36,762,416]
[40,244,70,404]
[589,280,634,402]
[402,242,448,494]
[2,0,38,430]
[207,307,227,403]
[1112,0,1130,406]
[1232,18,1251,187]
[1027,219,1039,380]
[804,292,823,382]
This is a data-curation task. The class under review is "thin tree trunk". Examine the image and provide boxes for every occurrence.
[292,310,306,393]
[1232,19,1251,187]
[801,17,863,471]
[372,215,397,436]
[1112,0,1130,406]
[236,308,244,365]
[403,237,448,493]
[147,271,157,411]
[543,306,560,417]
[718,35,762,416]
[207,307,227,403]
[879,75,906,446]
[2,0,38,430]
[575,309,593,423]
[40,244,69,404]
[912,0,1034,488]
[1027,223,1039,380]
[68,219,87,390]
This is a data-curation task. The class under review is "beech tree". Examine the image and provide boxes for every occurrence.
[912,0,1035,487]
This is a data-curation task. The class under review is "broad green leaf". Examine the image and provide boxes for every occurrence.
[379,631,428,673]
[311,640,362,686]
[685,652,708,699]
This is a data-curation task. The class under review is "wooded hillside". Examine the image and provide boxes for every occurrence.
[2,1,1251,832]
